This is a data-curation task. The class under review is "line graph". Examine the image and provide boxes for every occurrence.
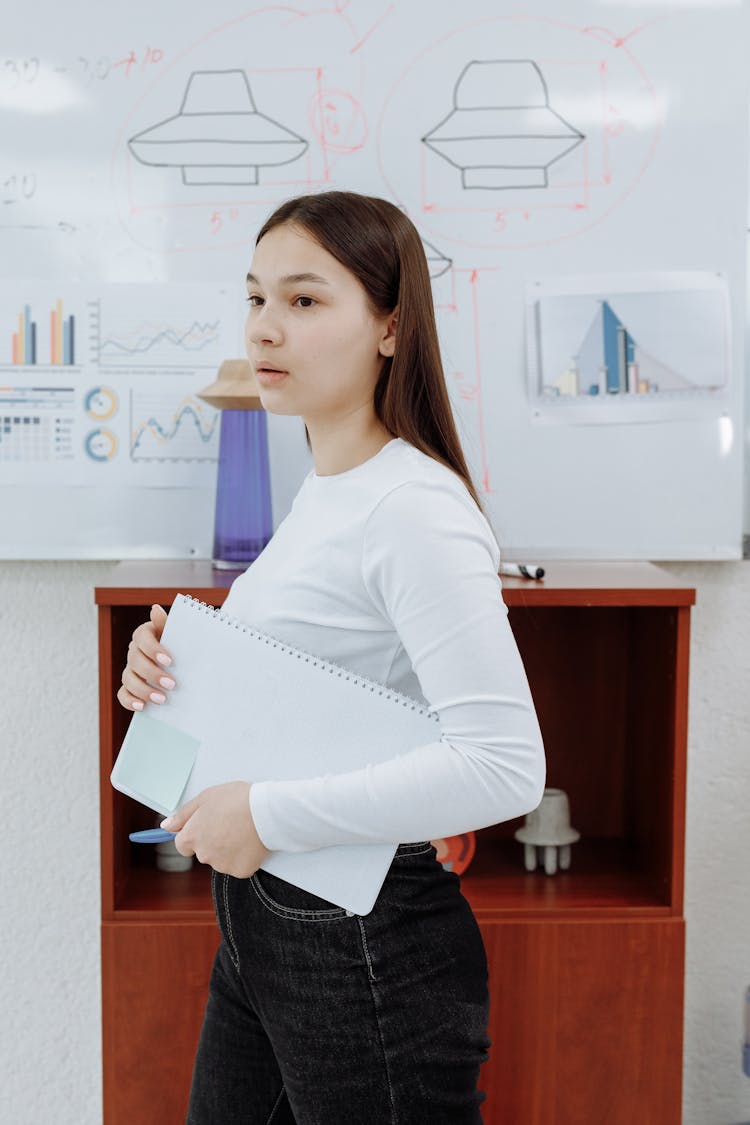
[91,295,229,369]
[130,390,219,461]
[102,319,220,359]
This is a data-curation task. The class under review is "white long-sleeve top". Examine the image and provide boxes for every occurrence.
[221,436,546,852]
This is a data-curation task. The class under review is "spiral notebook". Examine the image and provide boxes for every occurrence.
[111,593,440,915]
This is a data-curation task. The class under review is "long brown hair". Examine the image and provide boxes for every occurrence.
[255,191,489,522]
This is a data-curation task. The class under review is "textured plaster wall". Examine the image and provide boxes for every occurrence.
[669,560,750,1125]
[1,559,749,1124]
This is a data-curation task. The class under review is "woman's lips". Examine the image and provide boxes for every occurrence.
[256,368,288,384]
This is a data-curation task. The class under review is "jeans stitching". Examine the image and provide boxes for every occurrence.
[362,954,398,1124]
[266,1084,287,1124]
[249,873,349,922]
[393,843,432,858]
[222,874,241,971]
[356,916,378,982]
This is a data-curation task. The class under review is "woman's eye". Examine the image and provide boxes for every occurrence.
[246,295,263,307]
[294,296,316,308]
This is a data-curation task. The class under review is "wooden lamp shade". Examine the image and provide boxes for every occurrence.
[196,359,263,411]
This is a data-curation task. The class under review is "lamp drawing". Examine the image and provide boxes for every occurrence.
[422,237,452,279]
[128,69,308,186]
[397,205,452,279]
[422,60,585,190]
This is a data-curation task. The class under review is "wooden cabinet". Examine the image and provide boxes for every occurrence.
[96,560,693,1124]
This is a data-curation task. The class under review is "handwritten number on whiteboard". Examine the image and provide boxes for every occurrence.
[1,57,39,90]
[2,174,37,204]
[21,58,39,83]
[3,60,19,90]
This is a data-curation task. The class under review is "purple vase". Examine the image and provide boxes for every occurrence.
[212,409,272,569]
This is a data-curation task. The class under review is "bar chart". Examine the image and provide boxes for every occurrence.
[10,300,76,366]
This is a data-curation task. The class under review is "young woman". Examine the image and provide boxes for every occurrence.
[118,190,545,1124]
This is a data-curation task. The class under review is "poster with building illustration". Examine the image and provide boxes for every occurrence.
[526,272,731,423]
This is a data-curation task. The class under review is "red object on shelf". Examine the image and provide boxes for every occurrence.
[431,831,476,875]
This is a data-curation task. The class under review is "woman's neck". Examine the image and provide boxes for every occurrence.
[307,420,395,477]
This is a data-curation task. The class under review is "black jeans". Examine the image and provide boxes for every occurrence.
[187,842,491,1124]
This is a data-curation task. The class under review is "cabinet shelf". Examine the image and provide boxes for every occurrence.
[97,560,693,1123]
[110,834,670,923]
[464,834,672,917]
[111,861,213,921]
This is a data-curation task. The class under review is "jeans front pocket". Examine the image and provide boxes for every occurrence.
[249,867,351,922]
[211,868,241,971]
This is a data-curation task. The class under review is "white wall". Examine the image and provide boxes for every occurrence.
[1,561,102,1124]
[1,558,749,1123]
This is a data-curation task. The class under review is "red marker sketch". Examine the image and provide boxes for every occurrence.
[582,21,659,49]
[308,88,367,154]
[350,5,395,55]
[112,5,367,255]
[439,266,500,497]
[113,47,164,79]
[377,13,662,251]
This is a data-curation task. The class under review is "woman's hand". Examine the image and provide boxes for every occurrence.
[117,604,175,711]
[162,781,271,878]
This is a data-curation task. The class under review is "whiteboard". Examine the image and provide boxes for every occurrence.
[1,0,747,559]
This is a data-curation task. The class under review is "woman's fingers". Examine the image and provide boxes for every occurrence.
[134,611,174,673]
[134,607,172,664]
[117,684,145,712]
[150,602,168,640]
[115,607,176,712]
[121,661,173,705]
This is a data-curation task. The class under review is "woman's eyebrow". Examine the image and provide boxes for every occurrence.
[245,271,331,286]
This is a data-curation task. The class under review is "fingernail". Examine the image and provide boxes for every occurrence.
[161,817,174,829]
[156,653,171,667]
[159,676,175,689]
[150,691,166,704]
[132,700,144,711]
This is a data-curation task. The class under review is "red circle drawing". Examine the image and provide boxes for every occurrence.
[308,88,367,154]
[376,14,661,252]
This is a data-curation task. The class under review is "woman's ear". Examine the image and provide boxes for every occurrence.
[378,308,398,358]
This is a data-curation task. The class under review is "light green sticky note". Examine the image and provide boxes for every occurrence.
[111,711,200,814]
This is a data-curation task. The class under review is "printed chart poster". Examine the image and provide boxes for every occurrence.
[524,272,731,425]
[0,283,242,489]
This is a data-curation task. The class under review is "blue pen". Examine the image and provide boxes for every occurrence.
[129,828,177,843]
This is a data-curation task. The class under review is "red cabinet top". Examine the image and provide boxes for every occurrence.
[95,559,696,608]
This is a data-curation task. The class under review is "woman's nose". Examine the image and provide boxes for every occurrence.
[246,306,283,347]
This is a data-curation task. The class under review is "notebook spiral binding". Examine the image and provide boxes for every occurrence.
[180,595,440,723]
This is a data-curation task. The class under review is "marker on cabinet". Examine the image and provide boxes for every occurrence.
[498,563,545,580]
